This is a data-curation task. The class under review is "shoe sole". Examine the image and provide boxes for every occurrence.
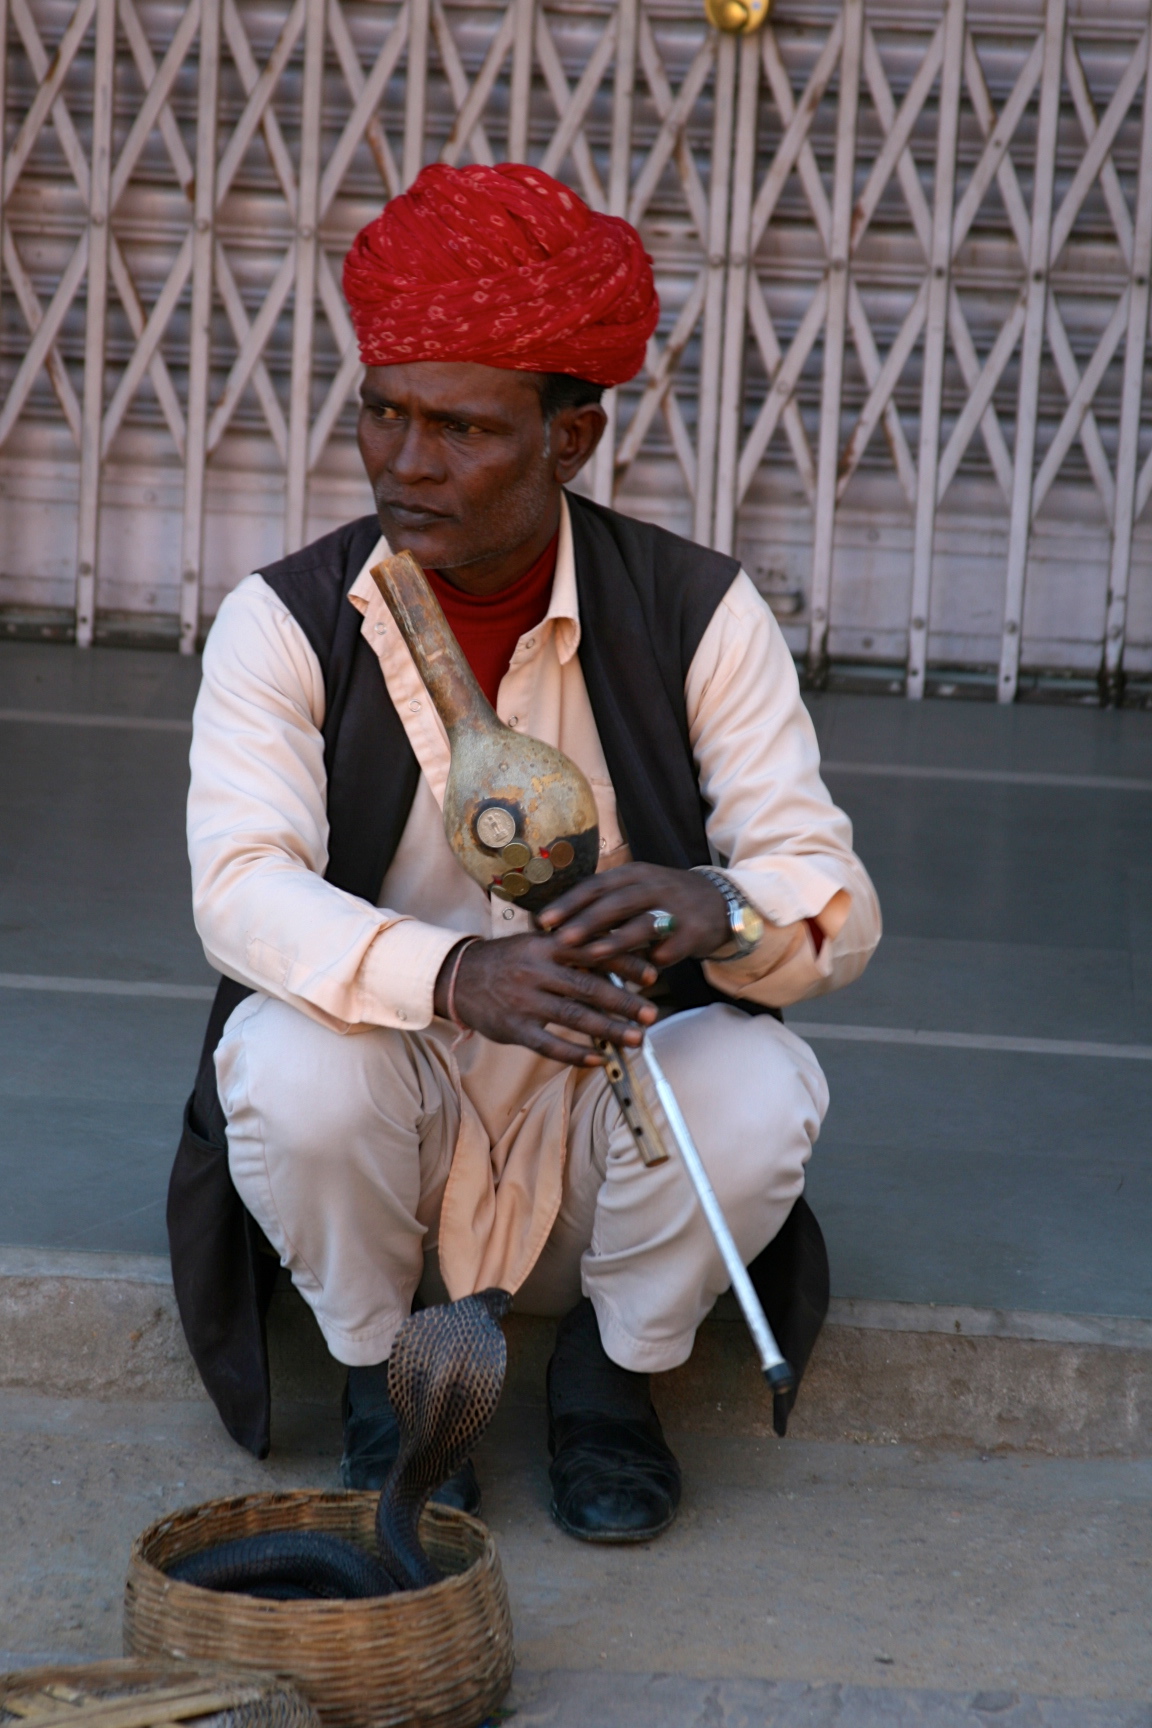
[549,1499,677,1545]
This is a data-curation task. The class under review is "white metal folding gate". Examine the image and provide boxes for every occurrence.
[2,0,1151,698]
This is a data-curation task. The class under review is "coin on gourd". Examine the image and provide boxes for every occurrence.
[524,857,554,885]
[475,807,517,849]
[501,871,530,898]
[548,840,575,869]
[501,841,531,869]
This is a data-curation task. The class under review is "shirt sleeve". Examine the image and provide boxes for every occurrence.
[685,572,882,1008]
[188,574,462,1032]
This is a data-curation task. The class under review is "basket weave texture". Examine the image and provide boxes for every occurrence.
[123,1491,514,1728]
[0,1657,320,1728]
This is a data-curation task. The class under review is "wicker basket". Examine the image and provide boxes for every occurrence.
[0,1657,320,1728]
[123,1491,514,1728]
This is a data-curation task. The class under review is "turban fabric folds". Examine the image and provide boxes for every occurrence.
[343,164,659,387]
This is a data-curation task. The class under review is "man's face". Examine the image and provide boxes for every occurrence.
[357,361,604,593]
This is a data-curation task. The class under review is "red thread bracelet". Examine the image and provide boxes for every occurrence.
[445,937,480,1039]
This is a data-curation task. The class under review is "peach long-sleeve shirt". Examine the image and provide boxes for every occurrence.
[188,496,880,1295]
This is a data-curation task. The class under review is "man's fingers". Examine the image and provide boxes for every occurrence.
[503,1006,644,1065]
[569,914,675,962]
[447,929,660,1061]
[554,965,656,1024]
[514,1021,605,1066]
[552,944,657,988]
[549,886,668,949]
[544,994,648,1045]
[593,951,658,987]
[536,872,634,930]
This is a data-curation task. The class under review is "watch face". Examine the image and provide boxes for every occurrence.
[734,904,764,946]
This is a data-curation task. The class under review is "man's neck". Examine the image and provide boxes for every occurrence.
[421,500,562,598]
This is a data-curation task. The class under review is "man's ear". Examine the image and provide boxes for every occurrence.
[549,403,608,484]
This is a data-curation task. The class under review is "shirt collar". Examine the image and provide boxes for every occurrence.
[541,492,580,663]
[347,493,581,664]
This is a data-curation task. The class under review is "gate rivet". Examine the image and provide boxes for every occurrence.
[704,0,770,32]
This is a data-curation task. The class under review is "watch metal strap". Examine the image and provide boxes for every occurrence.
[694,866,756,958]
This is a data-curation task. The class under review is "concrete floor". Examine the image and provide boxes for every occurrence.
[0,1389,1148,1722]
[2,640,1151,1724]
[805,700,1152,1317]
[1,640,1151,1313]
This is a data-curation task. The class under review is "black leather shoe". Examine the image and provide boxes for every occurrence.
[340,1363,482,1514]
[548,1411,680,1541]
[546,1299,681,1543]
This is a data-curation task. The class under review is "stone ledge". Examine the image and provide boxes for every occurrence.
[662,1320,1152,1456]
[0,1248,1147,1456]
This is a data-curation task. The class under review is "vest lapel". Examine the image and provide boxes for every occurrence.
[322,597,421,903]
[568,490,737,872]
[260,515,423,904]
[567,491,742,1014]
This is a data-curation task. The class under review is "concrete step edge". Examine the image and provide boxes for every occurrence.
[5,1245,1149,1350]
[1,1246,1148,1456]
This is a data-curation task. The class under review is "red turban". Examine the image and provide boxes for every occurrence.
[343,163,658,387]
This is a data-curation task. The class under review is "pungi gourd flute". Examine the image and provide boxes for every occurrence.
[370,549,795,1399]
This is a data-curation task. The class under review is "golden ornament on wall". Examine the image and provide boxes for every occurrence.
[704,0,770,33]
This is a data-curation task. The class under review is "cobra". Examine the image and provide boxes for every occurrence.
[167,1289,512,1598]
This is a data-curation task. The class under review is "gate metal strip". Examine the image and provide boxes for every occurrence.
[2,0,1152,696]
[715,0,1152,698]
[0,0,733,652]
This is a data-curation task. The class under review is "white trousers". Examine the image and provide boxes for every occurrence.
[216,996,828,1374]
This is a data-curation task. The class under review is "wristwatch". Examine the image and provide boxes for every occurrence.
[694,867,765,960]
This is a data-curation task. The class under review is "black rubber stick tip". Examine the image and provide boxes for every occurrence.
[763,1360,795,1396]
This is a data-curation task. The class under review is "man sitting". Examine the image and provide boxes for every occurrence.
[173,162,880,1543]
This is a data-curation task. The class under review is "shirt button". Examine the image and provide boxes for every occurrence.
[374,621,387,634]
[503,907,515,921]
[525,637,535,649]
[600,837,608,850]
[396,1009,407,1022]
[409,699,421,712]
[507,715,519,727]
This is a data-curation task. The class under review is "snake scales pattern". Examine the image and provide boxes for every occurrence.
[168,1289,511,1599]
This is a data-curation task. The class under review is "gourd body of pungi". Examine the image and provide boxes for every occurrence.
[370,552,599,914]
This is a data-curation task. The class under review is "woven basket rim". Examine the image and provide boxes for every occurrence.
[128,1489,495,1617]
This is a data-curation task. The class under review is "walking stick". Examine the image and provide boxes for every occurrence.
[596,990,794,1395]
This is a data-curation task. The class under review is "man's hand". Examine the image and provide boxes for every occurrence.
[433,932,658,1066]
[537,863,730,970]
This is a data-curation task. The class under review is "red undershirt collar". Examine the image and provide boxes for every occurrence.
[426,530,560,709]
